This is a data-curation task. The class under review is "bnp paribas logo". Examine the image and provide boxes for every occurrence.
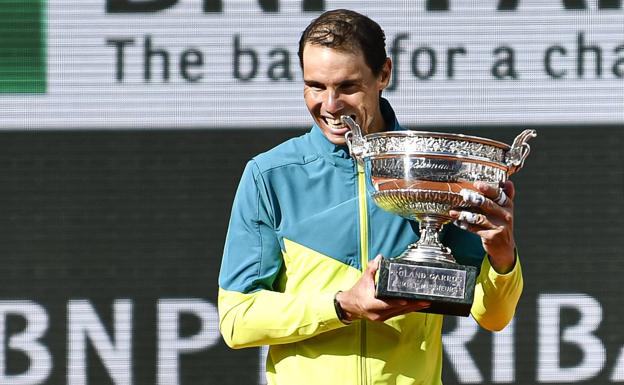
[0,0,46,93]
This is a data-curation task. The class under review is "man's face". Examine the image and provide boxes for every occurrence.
[302,43,391,146]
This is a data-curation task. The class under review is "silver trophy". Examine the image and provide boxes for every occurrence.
[342,116,536,316]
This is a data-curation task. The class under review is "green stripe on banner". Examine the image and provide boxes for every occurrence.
[0,0,46,93]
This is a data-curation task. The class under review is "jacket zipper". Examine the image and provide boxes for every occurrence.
[357,164,368,385]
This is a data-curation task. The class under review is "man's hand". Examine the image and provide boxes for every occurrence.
[335,255,430,323]
[449,180,517,274]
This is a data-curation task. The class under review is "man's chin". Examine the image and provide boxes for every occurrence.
[324,132,348,146]
[321,127,350,146]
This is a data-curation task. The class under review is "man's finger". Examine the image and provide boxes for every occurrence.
[501,180,516,201]
[457,211,486,226]
[459,189,485,207]
[493,188,508,206]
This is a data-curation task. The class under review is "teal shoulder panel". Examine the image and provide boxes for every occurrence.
[220,127,363,294]
[220,160,283,293]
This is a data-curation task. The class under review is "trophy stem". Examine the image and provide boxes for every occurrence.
[400,216,456,264]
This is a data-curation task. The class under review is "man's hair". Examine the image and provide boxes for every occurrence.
[298,9,387,76]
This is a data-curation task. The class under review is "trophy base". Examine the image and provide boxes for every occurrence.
[376,257,477,317]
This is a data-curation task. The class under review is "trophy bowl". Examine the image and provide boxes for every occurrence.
[342,116,536,316]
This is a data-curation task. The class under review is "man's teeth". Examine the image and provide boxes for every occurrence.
[325,118,346,128]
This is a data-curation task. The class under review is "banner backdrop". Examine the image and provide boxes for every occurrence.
[0,0,623,128]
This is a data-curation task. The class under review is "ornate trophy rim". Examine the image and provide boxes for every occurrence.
[361,131,511,170]
[365,130,511,151]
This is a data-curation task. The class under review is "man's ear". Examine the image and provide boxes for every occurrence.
[379,58,392,90]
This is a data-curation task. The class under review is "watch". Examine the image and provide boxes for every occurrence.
[333,291,352,325]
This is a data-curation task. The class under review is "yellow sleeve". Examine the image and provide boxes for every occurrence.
[218,288,346,349]
[470,253,523,331]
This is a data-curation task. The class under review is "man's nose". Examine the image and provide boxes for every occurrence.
[324,91,343,113]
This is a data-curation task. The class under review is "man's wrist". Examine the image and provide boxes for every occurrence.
[488,249,517,274]
[334,291,352,324]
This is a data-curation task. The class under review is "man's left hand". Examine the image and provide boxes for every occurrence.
[448,180,516,274]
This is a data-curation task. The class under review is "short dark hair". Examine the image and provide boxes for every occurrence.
[298,9,387,76]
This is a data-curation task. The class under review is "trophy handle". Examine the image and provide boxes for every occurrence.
[341,115,366,165]
[505,129,537,176]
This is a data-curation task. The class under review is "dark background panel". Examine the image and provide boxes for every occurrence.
[0,125,622,384]
[0,129,300,385]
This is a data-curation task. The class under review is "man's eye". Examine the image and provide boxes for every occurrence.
[341,84,357,93]
[306,83,324,91]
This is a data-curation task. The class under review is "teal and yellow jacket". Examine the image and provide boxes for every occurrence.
[218,101,523,385]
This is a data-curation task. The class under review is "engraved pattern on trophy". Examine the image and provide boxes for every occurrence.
[369,135,506,164]
[374,190,465,220]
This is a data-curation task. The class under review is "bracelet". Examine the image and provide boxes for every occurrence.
[333,291,352,325]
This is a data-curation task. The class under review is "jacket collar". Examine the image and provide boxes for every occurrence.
[310,98,402,160]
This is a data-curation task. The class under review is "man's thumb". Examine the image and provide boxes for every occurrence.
[366,255,383,275]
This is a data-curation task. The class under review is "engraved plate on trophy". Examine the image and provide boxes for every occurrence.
[386,263,466,298]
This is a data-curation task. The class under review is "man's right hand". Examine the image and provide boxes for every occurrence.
[335,255,431,323]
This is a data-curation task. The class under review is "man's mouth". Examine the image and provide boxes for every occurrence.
[323,115,356,131]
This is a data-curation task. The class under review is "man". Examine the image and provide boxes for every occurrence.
[218,9,522,385]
